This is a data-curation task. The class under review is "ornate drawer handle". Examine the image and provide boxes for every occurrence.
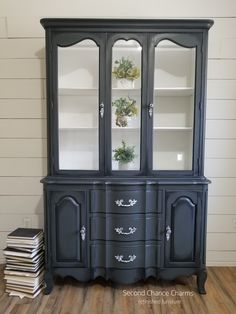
[166,225,172,241]
[80,226,86,241]
[114,227,137,235]
[115,255,136,263]
[115,199,137,207]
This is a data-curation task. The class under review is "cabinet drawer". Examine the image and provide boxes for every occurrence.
[91,243,161,269]
[91,214,162,241]
[91,188,158,213]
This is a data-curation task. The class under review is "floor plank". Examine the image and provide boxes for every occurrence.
[0,266,235,314]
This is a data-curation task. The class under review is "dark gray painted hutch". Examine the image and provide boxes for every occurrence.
[40,18,213,294]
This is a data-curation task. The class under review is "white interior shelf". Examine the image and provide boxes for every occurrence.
[59,87,194,96]
[59,126,193,131]
[59,88,99,96]
[154,87,194,96]
[155,127,193,131]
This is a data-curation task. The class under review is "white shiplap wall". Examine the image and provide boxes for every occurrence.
[0,2,235,265]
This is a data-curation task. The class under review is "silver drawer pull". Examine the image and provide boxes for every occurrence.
[115,255,136,263]
[166,225,172,241]
[114,227,137,235]
[115,199,137,207]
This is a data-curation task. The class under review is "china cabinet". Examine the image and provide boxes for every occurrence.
[40,18,213,294]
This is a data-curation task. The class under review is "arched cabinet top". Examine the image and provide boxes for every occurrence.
[151,34,201,49]
[54,33,102,48]
[107,33,145,48]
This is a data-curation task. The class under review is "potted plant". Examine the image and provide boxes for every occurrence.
[112,97,138,127]
[112,57,140,88]
[113,140,136,170]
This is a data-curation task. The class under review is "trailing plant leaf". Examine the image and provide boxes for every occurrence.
[112,57,140,81]
[113,140,136,164]
[112,97,138,127]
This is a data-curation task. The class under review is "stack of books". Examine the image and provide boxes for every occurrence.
[3,228,44,298]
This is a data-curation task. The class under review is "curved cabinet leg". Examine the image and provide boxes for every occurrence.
[197,269,207,294]
[44,271,54,295]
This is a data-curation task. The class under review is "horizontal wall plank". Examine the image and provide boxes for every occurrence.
[206,100,236,120]
[0,59,45,79]
[207,233,236,251]
[209,18,236,42]
[0,196,43,214]
[207,215,236,233]
[206,120,236,139]
[0,214,43,232]
[7,16,44,38]
[208,196,236,215]
[205,139,236,158]
[0,139,47,157]
[209,38,236,59]
[206,251,236,264]
[0,79,44,98]
[208,60,236,80]
[0,38,45,59]
[0,253,5,264]
[208,178,236,196]
[0,18,7,38]
[0,177,42,195]
[0,119,46,139]
[0,232,8,250]
[0,99,46,118]
[207,80,236,100]
[205,159,236,177]
[0,158,47,176]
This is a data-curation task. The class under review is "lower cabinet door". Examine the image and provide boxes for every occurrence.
[165,190,202,267]
[50,191,87,267]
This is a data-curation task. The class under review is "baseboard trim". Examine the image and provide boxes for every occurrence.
[206,262,236,266]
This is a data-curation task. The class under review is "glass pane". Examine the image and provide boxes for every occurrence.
[58,39,99,170]
[111,39,141,171]
[153,40,195,170]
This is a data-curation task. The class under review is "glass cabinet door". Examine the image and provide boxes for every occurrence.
[57,39,100,171]
[152,40,196,171]
[111,39,142,171]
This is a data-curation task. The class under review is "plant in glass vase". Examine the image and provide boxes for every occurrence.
[113,140,136,170]
[112,57,140,88]
[112,97,138,127]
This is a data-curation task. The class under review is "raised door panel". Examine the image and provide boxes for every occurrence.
[51,191,87,267]
[165,191,201,267]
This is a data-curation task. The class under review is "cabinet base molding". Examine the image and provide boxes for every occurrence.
[45,267,207,294]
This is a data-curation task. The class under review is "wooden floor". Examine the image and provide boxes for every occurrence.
[0,266,235,314]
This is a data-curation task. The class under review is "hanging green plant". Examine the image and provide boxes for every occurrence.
[112,97,138,127]
[112,57,140,81]
[113,140,136,164]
